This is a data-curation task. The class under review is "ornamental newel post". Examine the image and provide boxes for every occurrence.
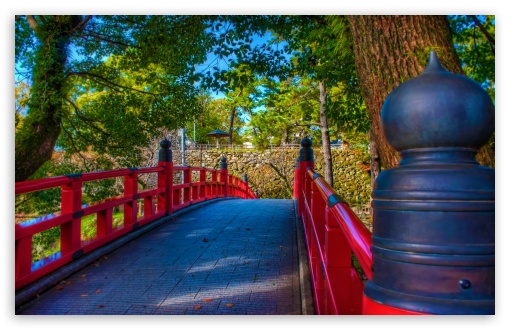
[158,138,172,163]
[157,139,173,215]
[298,138,314,218]
[219,156,229,197]
[363,52,495,315]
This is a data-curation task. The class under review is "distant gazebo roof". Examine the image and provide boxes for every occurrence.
[207,129,229,148]
[207,129,229,137]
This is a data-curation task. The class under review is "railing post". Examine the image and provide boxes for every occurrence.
[242,173,248,199]
[199,168,206,200]
[183,166,191,204]
[363,52,495,315]
[219,156,229,197]
[97,208,113,237]
[293,156,300,199]
[298,138,314,218]
[124,168,138,225]
[157,139,173,215]
[60,174,83,254]
[211,170,218,197]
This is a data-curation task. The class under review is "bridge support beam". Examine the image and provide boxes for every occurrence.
[364,52,495,315]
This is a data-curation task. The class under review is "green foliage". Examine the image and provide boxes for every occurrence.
[449,15,495,101]
[15,15,213,180]
[15,161,64,217]
[32,228,60,262]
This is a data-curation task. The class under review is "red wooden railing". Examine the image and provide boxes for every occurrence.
[296,53,495,315]
[15,157,257,290]
[296,161,372,314]
[295,145,427,315]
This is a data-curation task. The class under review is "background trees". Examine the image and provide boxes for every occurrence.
[15,15,212,181]
[347,15,495,170]
[15,15,495,189]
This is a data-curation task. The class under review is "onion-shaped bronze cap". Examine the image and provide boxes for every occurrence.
[299,137,313,161]
[381,51,495,151]
[160,138,171,148]
[300,137,312,148]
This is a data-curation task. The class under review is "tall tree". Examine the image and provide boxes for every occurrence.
[267,15,365,185]
[347,15,495,170]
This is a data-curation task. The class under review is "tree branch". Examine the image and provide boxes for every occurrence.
[81,32,138,49]
[70,15,93,33]
[65,98,112,137]
[293,121,321,127]
[469,15,495,55]
[267,163,293,197]
[62,115,127,150]
[68,71,158,96]
[26,15,39,30]
[59,122,91,172]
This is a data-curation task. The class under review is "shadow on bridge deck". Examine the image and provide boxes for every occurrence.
[16,199,307,315]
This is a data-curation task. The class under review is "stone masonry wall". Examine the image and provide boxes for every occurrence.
[172,148,371,204]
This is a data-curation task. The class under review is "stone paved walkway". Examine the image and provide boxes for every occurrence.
[16,199,301,315]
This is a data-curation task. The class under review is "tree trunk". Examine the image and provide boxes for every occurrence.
[15,16,86,182]
[228,107,236,145]
[347,15,494,169]
[369,129,381,187]
[319,81,333,185]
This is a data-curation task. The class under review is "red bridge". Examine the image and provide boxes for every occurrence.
[14,53,495,315]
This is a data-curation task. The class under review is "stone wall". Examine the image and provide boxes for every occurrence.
[172,147,372,204]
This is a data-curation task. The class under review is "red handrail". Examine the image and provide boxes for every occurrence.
[296,164,372,314]
[15,160,257,290]
[308,169,373,279]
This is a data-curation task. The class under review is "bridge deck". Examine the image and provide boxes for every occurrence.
[16,199,303,315]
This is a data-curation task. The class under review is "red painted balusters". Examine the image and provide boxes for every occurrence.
[15,225,32,280]
[143,194,155,219]
[60,175,83,255]
[211,170,218,198]
[97,207,113,237]
[123,169,138,226]
[183,166,191,204]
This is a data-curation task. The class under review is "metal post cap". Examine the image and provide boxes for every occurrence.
[299,138,314,162]
[381,51,495,152]
[158,139,172,162]
[220,156,227,169]
[368,52,495,314]
[159,139,171,149]
[300,137,312,148]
